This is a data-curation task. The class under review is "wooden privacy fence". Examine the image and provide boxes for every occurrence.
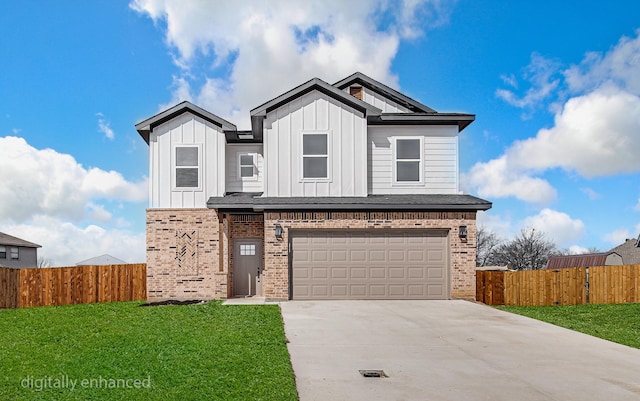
[0,264,146,309]
[477,264,640,306]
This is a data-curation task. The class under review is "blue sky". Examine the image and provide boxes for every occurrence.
[1,0,639,265]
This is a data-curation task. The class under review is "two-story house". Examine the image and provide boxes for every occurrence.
[0,232,41,268]
[137,72,491,301]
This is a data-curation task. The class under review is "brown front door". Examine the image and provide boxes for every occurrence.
[234,239,262,297]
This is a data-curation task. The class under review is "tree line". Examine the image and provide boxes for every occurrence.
[476,227,600,270]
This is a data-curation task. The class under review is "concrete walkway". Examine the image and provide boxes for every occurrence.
[280,300,640,401]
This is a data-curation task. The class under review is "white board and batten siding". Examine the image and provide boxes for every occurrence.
[225,144,264,193]
[368,125,459,195]
[149,112,226,208]
[263,90,368,197]
[342,86,411,113]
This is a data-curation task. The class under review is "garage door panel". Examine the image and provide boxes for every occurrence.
[388,250,405,261]
[350,267,367,279]
[291,230,449,300]
[370,267,386,279]
[350,285,366,297]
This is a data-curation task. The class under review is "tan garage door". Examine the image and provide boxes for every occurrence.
[291,230,449,300]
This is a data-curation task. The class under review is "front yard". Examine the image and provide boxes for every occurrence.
[0,301,298,401]
[498,303,640,349]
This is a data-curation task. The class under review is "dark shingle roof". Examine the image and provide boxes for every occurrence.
[207,193,491,211]
[0,232,41,248]
[333,72,436,113]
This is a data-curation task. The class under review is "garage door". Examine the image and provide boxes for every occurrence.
[291,230,449,300]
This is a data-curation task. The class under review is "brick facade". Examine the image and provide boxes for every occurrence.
[146,209,478,301]
[146,209,225,301]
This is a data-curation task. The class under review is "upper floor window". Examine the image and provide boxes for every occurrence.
[395,138,422,183]
[302,132,329,179]
[175,146,200,188]
[10,247,19,260]
[238,153,257,180]
[0,246,5,259]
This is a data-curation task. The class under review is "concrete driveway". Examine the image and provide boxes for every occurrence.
[280,300,640,401]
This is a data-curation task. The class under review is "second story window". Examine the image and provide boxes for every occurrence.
[238,153,257,179]
[175,146,199,188]
[10,247,19,260]
[395,138,422,183]
[302,132,328,179]
[0,246,5,259]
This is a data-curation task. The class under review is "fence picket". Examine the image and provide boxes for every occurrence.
[0,264,146,308]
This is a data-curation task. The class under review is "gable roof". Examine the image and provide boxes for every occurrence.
[250,77,383,139]
[0,232,41,248]
[333,71,436,113]
[545,252,622,269]
[609,236,640,265]
[250,77,382,118]
[76,254,127,266]
[135,101,237,144]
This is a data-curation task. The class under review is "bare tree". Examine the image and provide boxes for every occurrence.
[37,257,53,268]
[489,228,559,270]
[476,226,502,267]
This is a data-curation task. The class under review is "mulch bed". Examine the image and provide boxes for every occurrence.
[139,300,206,307]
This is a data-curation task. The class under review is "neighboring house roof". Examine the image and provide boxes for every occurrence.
[76,254,127,266]
[333,71,436,113]
[609,236,640,265]
[207,193,492,211]
[545,252,622,269]
[135,101,237,144]
[0,232,41,248]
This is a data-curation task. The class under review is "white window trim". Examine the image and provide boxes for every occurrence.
[300,131,332,182]
[392,136,424,186]
[172,144,203,191]
[237,152,258,181]
[10,247,19,260]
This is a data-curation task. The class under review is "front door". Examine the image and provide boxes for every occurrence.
[233,239,262,297]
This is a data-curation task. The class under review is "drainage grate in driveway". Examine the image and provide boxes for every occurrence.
[359,370,387,378]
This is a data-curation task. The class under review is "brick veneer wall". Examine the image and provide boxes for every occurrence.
[263,211,478,300]
[146,209,225,301]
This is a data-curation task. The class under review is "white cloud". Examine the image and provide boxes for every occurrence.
[495,53,562,112]
[567,245,590,255]
[603,228,631,245]
[564,29,640,95]
[96,112,115,140]
[508,86,640,177]
[476,211,512,240]
[522,208,585,246]
[462,156,557,204]
[130,0,453,128]
[468,31,640,203]
[0,136,147,223]
[580,187,601,200]
[635,197,640,211]
[0,215,145,266]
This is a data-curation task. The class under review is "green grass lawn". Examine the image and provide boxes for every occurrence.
[497,303,640,349]
[0,301,298,401]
